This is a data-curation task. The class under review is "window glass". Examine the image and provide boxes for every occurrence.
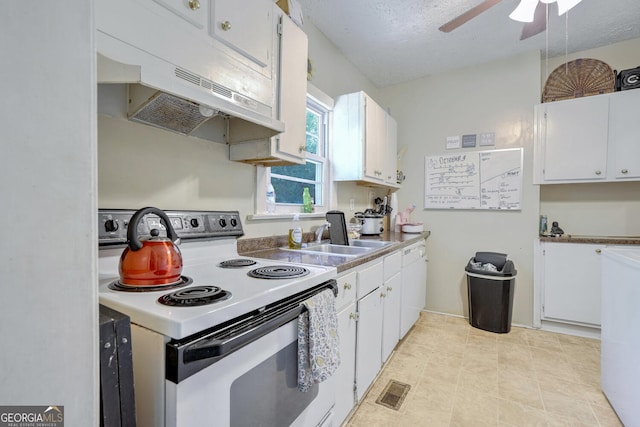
[269,98,327,207]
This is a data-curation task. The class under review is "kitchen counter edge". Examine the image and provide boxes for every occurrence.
[539,235,640,245]
[239,231,430,273]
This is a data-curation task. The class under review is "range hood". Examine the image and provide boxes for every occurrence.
[96,35,284,143]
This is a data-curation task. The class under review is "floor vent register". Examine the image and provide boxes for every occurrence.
[375,380,411,410]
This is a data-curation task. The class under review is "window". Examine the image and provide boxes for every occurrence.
[257,85,334,216]
[270,98,327,207]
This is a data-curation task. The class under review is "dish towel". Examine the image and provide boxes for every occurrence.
[297,289,340,392]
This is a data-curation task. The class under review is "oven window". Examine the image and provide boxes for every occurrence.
[230,341,319,426]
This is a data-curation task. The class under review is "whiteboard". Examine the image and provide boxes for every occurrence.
[424,148,522,210]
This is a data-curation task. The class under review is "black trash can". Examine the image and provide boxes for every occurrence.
[465,252,517,333]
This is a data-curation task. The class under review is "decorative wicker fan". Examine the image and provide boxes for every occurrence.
[542,58,616,103]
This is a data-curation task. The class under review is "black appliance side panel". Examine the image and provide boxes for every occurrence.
[326,210,349,246]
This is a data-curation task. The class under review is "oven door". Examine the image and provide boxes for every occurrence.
[165,317,335,426]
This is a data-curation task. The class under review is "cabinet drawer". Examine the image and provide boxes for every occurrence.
[357,261,383,299]
[383,251,401,281]
[336,271,357,311]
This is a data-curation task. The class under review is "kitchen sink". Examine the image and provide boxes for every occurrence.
[350,239,393,248]
[282,240,393,257]
[283,243,373,257]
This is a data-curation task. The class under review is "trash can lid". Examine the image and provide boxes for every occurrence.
[474,252,507,270]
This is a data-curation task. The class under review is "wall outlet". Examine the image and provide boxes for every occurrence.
[349,198,355,211]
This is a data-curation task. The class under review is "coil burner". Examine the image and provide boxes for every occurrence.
[218,259,258,268]
[158,286,232,307]
[108,276,193,292]
[247,265,310,280]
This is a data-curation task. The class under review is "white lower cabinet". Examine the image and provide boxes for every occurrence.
[400,241,427,338]
[381,251,402,363]
[334,301,357,425]
[355,286,383,401]
[354,260,383,401]
[535,241,635,328]
[334,247,424,426]
[541,241,603,326]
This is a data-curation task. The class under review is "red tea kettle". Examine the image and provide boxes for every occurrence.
[119,207,183,286]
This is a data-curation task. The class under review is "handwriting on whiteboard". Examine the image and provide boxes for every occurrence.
[424,148,522,210]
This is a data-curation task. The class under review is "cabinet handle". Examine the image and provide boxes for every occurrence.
[595,170,602,175]
[221,20,232,31]
[298,145,306,153]
[380,292,386,298]
[349,312,357,320]
[386,286,393,292]
[188,0,200,10]
[621,169,629,174]
[343,283,352,290]
[596,249,602,254]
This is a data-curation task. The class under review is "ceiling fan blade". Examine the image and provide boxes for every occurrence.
[439,0,504,33]
[520,1,548,40]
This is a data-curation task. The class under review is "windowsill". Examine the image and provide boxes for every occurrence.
[247,212,328,221]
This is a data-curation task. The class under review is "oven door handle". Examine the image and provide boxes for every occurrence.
[182,304,303,363]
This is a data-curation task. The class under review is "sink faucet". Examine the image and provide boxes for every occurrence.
[315,221,331,243]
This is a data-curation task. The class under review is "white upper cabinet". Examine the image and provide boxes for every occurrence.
[610,90,640,179]
[364,97,386,182]
[229,8,308,165]
[210,0,272,68]
[385,115,398,186]
[535,95,609,183]
[534,90,640,184]
[333,91,400,190]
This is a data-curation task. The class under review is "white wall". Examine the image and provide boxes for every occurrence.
[539,38,640,236]
[302,20,380,100]
[379,51,542,326]
[0,2,98,424]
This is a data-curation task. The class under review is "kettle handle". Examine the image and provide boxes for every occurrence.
[127,207,179,251]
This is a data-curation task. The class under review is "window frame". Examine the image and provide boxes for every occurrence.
[255,84,335,218]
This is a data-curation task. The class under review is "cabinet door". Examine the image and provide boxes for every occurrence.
[152,0,206,29]
[336,271,357,312]
[542,242,603,326]
[355,288,383,401]
[381,272,401,363]
[541,96,609,181]
[611,90,640,179]
[385,115,398,186]
[210,0,272,68]
[400,247,427,338]
[363,95,385,182]
[273,12,307,163]
[334,303,357,426]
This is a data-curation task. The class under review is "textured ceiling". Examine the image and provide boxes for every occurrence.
[297,0,640,87]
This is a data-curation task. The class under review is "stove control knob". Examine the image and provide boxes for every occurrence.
[105,219,119,232]
[219,218,227,228]
[230,218,238,227]
[190,218,199,228]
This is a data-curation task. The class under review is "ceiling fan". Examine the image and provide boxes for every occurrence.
[438,0,584,40]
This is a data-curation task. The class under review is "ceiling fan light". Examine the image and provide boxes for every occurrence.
[557,0,582,15]
[509,0,539,23]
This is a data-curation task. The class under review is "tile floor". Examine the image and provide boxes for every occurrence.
[345,312,622,427]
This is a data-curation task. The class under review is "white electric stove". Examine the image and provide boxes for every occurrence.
[98,209,338,427]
